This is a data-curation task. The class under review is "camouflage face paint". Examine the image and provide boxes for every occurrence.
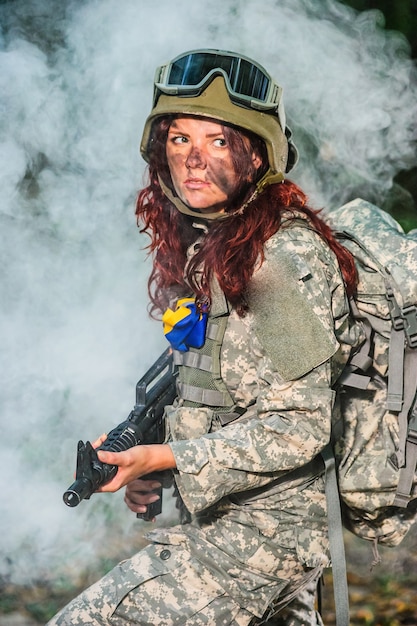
[166,117,240,214]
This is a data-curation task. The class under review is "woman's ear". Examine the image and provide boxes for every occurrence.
[247,151,265,183]
[251,152,263,171]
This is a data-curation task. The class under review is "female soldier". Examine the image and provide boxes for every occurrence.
[48,49,362,625]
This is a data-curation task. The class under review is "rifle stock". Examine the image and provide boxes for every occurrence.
[63,348,177,521]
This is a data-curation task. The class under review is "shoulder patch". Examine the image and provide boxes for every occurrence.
[248,231,338,381]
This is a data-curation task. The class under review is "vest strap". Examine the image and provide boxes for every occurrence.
[177,382,232,407]
[173,351,212,372]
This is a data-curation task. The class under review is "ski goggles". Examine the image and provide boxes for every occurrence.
[153,49,283,113]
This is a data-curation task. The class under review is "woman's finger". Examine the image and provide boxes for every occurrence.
[91,433,108,449]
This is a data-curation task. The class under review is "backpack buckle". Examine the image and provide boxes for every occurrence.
[401,305,417,348]
[386,288,417,348]
[386,287,404,331]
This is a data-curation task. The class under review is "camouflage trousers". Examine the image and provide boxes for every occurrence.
[47,540,325,626]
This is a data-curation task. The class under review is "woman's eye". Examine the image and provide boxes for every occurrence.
[171,135,188,144]
[213,138,227,147]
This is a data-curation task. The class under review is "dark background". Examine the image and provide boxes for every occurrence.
[341,0,417,227]
[342,0,417,57]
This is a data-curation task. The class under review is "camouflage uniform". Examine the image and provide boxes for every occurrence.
[48,217,363,625]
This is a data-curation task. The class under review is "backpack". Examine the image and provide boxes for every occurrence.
[322,198,417,625]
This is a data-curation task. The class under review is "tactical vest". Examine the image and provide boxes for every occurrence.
[172,282,248,426]
[172,218,344,426]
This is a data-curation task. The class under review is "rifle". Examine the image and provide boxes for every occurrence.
[63,348,177,521]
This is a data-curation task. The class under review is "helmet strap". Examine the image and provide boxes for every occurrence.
[255,170,285,192]
[157,175,229,221]
[157,168,285,221]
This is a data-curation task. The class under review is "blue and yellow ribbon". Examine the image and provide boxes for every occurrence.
[162,297,208,352]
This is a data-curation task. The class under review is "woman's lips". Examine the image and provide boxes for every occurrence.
[184,178,210,189]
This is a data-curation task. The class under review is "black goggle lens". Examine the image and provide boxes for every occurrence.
[167,52,270,102]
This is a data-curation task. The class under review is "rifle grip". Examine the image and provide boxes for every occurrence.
[136,484,163,521]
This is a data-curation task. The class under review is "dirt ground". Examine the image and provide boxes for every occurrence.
[321,525,417,625]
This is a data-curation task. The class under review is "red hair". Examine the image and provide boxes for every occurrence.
[136,118,357,317]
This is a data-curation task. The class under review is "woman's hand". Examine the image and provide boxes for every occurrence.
[95,444,176,493]
[124,477,162,516]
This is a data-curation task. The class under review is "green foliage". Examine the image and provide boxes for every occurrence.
[0,590,19,614]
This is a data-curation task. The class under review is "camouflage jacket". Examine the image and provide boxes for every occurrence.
[166,217,362,520]
[144,216,364,615]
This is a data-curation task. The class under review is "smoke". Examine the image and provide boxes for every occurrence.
[1,0,416,586]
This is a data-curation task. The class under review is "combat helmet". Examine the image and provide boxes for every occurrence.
[140,49,298,218]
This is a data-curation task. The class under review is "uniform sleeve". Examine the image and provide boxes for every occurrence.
[169,359,334,513]
[168,229,346,514]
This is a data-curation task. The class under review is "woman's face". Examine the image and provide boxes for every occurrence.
[166,117,261,214]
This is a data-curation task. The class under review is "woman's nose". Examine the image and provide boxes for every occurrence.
[185,147,206,169]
